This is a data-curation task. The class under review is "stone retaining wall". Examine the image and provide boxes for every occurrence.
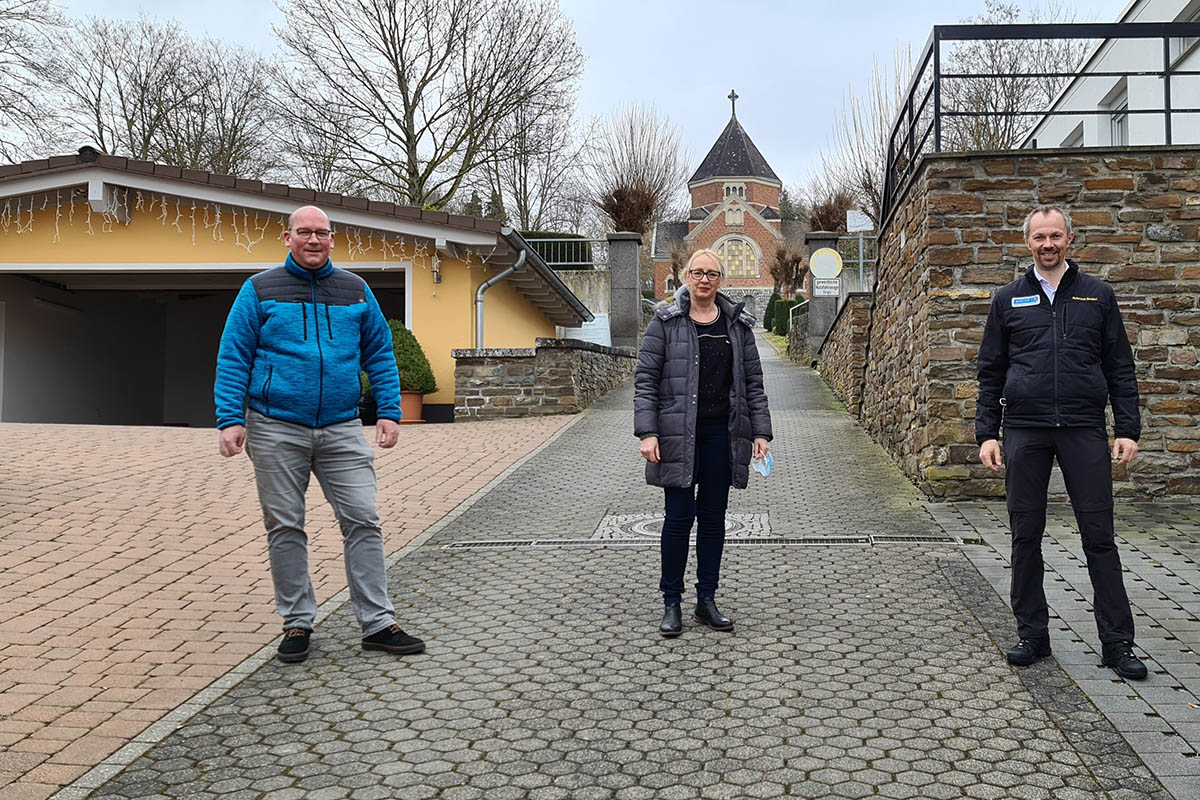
[786,302,811,365]
[816,294,873,416]
[831,145,1200,499]
[453,338,636,420]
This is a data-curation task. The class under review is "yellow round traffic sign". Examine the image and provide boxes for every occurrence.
[809,248,843,279]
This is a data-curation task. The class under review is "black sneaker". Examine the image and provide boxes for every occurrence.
[1006,638,1051,666]
[277,628,310,663]
[1102,641,1148,680]
[362,624,425,655]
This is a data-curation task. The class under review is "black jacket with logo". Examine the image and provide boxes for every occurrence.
[975,261,1140,444]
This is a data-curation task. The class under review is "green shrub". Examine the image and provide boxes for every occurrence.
[763,292,781,330]
[773,300,796,336]
[362,319,438,396]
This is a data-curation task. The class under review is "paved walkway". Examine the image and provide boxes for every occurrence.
[22,336,1191,799]
[0,416,572,800]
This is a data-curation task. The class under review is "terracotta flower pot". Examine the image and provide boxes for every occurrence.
[400,390,426,424]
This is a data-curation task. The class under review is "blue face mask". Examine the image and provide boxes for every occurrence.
[751,451,774,478]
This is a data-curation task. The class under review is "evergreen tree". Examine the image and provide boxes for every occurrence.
[463,190,483,218]
[485,191,508,223]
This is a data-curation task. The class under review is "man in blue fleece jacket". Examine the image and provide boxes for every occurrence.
[215,205,424,663]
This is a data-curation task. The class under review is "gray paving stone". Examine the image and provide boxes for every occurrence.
[81,340,1176,799]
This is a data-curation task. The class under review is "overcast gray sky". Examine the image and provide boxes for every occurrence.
[57,0,1132,189]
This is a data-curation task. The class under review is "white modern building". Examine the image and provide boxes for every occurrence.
[1025,0,1200,148]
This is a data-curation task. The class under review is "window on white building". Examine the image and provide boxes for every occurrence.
[1170,5,1200,64]
[1110,99,1129,146]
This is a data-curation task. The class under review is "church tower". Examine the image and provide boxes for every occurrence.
[651,91,801,316]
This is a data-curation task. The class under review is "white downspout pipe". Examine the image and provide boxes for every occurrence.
[475,248,526,349]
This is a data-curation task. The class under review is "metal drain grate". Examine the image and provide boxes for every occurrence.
[442,535,975,550]
[734,536,872,546]
[871,535,954,543]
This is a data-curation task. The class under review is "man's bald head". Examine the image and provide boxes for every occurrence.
[288,205,330,230]
[284,206,334,270]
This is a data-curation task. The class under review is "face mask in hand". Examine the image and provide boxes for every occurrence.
[751,451,773,477]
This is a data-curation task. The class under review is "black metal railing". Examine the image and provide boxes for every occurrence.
[880,22,1200,231]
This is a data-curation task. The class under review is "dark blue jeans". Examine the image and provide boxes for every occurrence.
[660,420,732,605]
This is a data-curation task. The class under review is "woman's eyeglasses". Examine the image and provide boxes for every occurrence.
[688,269,722,281]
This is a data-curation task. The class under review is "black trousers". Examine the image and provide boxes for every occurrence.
[1004,426,1135,644]
[660,420,732,605]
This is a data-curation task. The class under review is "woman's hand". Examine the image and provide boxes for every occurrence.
[640,435,660,463]
[753,438,770,459]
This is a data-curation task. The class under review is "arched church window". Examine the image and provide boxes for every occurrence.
[718,236,758,278]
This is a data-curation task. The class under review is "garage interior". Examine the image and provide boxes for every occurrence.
[0,270,407,428]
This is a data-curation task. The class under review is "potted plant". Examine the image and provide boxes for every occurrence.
[361,319,438,424]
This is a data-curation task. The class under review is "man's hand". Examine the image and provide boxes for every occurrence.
[219,425,246,457]
[979,439,1003,472]
[640,435,660,463]
[753,438,770,460]
[1112,437,1139,466]
[376,419,400,449]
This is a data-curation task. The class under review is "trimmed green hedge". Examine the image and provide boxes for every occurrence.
[773,300,798,336]
[763,292,781,331]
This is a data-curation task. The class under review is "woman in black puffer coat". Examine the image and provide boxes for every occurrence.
[634,249,772,638]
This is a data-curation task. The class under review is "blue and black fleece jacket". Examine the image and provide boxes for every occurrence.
[215,255,402,429]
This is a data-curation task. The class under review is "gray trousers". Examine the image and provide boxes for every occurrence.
[245,410,396,637]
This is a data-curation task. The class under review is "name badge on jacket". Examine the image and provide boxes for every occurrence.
[1011,295,1040,307]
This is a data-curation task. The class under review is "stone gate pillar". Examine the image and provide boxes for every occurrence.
[607,232,642,350]
[805,230,841,357]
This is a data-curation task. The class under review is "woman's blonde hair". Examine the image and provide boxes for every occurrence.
[684,249,724,275]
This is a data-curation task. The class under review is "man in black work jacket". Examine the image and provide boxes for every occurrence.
[976,205,1147,680]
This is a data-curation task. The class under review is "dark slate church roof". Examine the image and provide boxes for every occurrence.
[689,115,780,185]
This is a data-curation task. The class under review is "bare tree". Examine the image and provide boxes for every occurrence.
[667,239,694,287]
[941,0,1086,151]
[770,245,807,297]
[155,41,277,178]
[589,104,689,235]
[483,100,592,231]
[805,183,856,233]
[817,45,912,227]
[273,0,583,209]
[47,16,193,160]
[0,0,60,162]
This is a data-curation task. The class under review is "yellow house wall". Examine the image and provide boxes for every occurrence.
[1,200,560,408]
[0,202,290,263]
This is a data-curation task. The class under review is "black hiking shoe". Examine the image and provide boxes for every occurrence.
[362,624,426,655]
[1006,638,1051,666]
[277,628,311,663]
[1102,641,1148,680]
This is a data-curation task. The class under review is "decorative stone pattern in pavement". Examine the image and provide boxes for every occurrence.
[83,339,1171,799]
[591,513,771,540]
[955,500,1200,800]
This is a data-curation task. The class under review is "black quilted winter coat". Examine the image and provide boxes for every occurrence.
[634,287,773,489]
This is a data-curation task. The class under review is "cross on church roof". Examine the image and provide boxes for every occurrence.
[728,89,738,117]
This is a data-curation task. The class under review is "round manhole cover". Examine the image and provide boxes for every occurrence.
[625,517,747,538]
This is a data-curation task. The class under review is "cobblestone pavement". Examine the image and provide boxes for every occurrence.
[0,416,572,800]
[948,502,1200,800]
[49,336,1196,799]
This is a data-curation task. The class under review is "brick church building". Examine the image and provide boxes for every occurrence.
[651,91,805,318]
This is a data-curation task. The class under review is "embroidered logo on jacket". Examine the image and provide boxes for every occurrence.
[1071,296,1098,301]
[1011,295,1040,307]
